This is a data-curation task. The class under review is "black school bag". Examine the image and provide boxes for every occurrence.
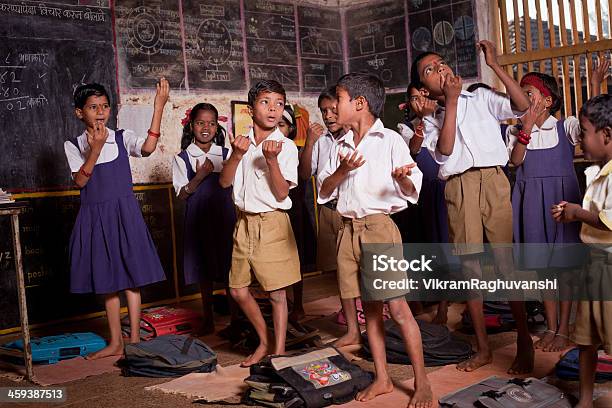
[242,347,373,408]
[362,319,473,366]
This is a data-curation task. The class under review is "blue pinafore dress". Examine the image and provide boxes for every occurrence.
[178,147,236,285]
[69,130,166,293]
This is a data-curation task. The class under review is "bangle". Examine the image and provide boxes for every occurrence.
[79,167,92,178]
[517,129,531,145]
[147,129,161,138]
[184,184,192,194]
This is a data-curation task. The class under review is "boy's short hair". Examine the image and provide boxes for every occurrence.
[336,73,385,118]
[74,83,109,109]
[317,86,337,107]
[580,94,612,130]
[248,80,286,107]
[410,51,444,88]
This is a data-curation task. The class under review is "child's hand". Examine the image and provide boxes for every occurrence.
[195,158,214,179]
[154,77,170,111]
[231,135,250,159]
[413,97,437,118]
[591,58,610,87]
[87,121,108,152]
[478,40,499,67]
[306,123,325,145]
[520,93,547,130]
[551,201,580,223]
[262,140,283,162]
[392,163,417,179]
[442,73,462,101]
[337,150,365,174]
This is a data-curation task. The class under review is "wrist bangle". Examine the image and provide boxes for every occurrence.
[184,184,192,194]
[517,129,531,145]
[79,167,92,178]
[147,129,161,138]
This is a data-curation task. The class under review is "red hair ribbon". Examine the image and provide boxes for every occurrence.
[520,74,552,98]
[218,115,228,123]
[180,108,192,127]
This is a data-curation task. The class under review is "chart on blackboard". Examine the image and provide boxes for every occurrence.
[0,0,117,192]
[298,5,344,92]
[245,0,299,92]
[183,0,246,90]
[407,0,478,78]
[346,1,409,89]
[114,0,185,89]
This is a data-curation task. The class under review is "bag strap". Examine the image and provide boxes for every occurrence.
[181,337,195,355]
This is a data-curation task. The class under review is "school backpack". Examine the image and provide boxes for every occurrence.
[121,306,203,340]
[362,319,473,366]
[555,347,612,383]
[118,334,217,377]
[241,347,373,408]
[461,301,545,334]
[439,376,571,408]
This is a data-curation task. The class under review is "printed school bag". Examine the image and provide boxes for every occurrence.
[439,376,571,408]
[242,347,373,408]
[362,319,473,366]
[555,347,612,383]
[119,334,216,377]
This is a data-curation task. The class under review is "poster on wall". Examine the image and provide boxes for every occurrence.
[231,101,253,138]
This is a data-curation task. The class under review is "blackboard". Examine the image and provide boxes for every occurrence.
[0,187,177,330]
[346,1,409,89]
[245,0,299,92]
[298,6,343,92]
[183,0,246,90]
[407,0,478,78]
[114,0,186,89]
[0,0,117,192]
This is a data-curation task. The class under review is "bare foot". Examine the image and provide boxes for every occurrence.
[355,377,393,402]
[534,329,556,349]
[508,340,534,374]
[456,350,492,372]
[408,381,434,408]
[544,333,572,352]
[86,343,123,360]
[332,332,362,348]
[288,308,305,324]
[432,311,448,325]
[240,343,270,367]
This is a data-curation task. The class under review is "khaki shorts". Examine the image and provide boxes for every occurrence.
[316,204,343,272]
[336,213,403,299]
[572,250,612,354]
[445,166,512,255]
[229,210,301,292]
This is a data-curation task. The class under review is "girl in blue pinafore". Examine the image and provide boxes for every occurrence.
[172,103,236,334]
[64,80,169,359]
[508,72,584,353]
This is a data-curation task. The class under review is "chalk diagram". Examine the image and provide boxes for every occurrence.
[433,20,454,46]
[127,6,163,55]
[196,19,232,66]
[454,15,475,41]
[412,26,432,51]
[300,30,341,57]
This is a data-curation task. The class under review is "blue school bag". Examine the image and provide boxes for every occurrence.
[2,332,105,364]
[555,347,612,383]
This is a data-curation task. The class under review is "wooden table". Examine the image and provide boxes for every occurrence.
[0,201,34,382]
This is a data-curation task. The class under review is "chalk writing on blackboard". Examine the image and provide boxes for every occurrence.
[183,0,245,90]
[298,5,343,92]
[114,0,185,89]
[245,0,298,92]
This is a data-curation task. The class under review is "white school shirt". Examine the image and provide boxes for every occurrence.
[231,127,298,213]
[423,88,520,180]
[506,115,581,158]
[317,119,422,218]
[63,128,145,173]
[580,160,612,249]
[310,131,337,191]
[172,143,227,196]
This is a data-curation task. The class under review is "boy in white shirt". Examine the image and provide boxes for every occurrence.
[318,73,431,407]
[552,94,612,408]
[219,80,301,367]
[413,41,534,374]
